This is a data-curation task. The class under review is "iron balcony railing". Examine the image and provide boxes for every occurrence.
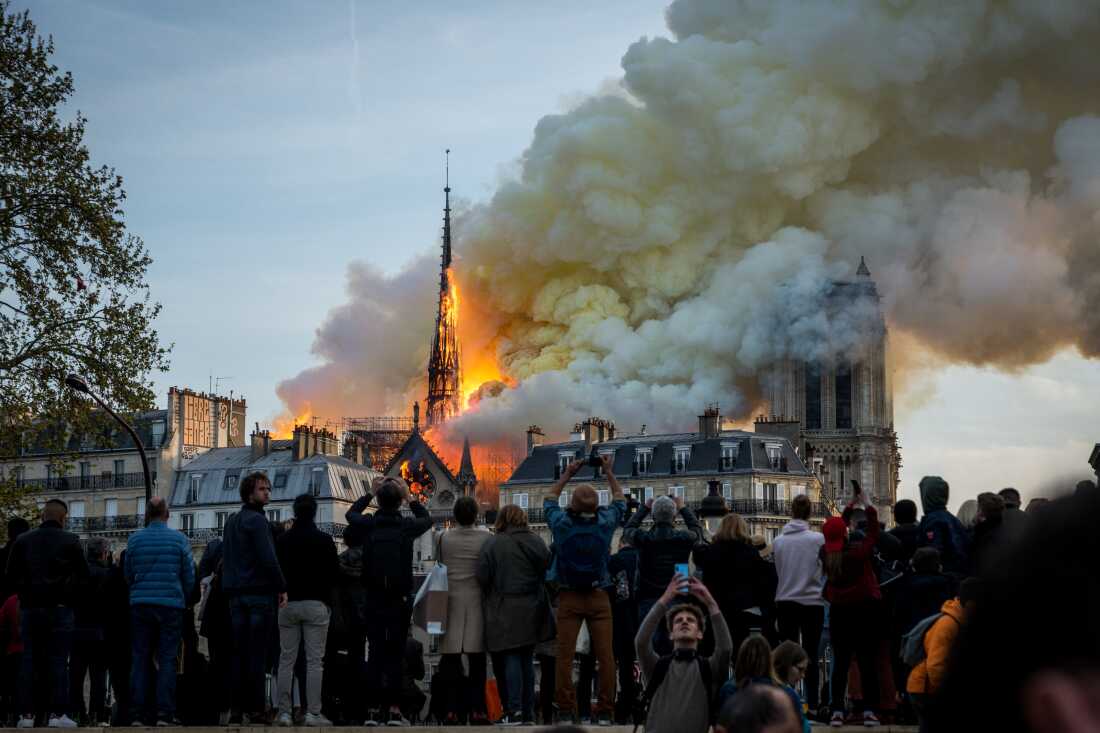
[16,472,155,492]
[67,514,144,532]
[516,499,830,524]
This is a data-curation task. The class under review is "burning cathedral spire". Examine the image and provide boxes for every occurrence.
[425,150,462,428]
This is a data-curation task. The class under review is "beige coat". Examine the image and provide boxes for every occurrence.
[437,525,491,654]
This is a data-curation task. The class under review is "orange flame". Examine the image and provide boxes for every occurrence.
[272,406,313,439]
[450,277,510,409]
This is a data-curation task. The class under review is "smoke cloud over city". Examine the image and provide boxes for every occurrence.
[278,0,1100,444]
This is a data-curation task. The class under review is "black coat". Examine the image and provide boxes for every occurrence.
[893,571,955,635]
[626,506,704,601]
[276,519,339,603]
[888,524,922,566]
[222,504,285,596]
[694,539,774,621]
[5,521,89,608]
[608,546,640,655]
[345,493,433,601]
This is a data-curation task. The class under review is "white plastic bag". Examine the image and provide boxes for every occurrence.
[413,562,449,634]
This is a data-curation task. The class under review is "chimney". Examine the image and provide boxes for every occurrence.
[250,425,271,462]
[607,421,616,441]
[699,405,720,440]
[343,435,366,465]
[526,425,545,456]
[293,425,311,461]
[316,428,339,456]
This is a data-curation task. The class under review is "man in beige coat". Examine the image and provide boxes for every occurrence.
[434,497,491,723]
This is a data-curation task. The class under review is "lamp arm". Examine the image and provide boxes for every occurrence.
[88,391,152,505]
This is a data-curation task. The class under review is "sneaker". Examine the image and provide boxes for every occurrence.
[364,709,382,726]
[304,713,333,727]
[48,716,78,729]
[217,712,231,727]
[863,711,881,727]
[274,712,293,727]
[155,721,174,728]
[385,710,409,726]
[130,723,144,728]
[830,711,845,728]
[495,712,523,726]
[596,712,613,726]
[552,707,578,725]
[17,717,35,729]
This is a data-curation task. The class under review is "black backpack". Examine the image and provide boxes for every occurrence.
[632,652,713,732]
[363,521,407,594]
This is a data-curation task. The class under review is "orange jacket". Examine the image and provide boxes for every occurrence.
[906,598,964,695]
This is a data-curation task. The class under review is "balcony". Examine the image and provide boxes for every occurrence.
[16,472,154,492]
[516,499,829,525]
[67,514,144,533]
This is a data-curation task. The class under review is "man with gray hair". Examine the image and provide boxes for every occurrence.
[125,497,195,726]
[624,493,704,654]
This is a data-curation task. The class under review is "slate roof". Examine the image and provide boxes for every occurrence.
[170,443,380,509]
[16,409,170,457]
[504,429,812,485]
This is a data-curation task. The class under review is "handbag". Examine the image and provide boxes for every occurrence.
[413,562,449,634]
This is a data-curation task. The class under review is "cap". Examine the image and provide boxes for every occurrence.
[822,516,848,553]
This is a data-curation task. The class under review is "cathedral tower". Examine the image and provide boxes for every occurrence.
[425,151,463,428]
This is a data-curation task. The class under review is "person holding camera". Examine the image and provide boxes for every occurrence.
[544,454,626,725]
[635,574,732,733]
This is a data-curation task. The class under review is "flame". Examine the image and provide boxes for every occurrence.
[450,276,510,409]
[400,458,432,499]
[272,406,313,439]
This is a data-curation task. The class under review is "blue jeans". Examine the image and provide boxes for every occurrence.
[499,646,534,717]
[130,605,183,722]
[19,607,74,715]
[229,594,277,716]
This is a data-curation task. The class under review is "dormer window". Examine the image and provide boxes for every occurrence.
[635,448,653,474]
[721,442,739,470]
[766,443,783,470]
[558,452,574,476]
[674,445,691,473]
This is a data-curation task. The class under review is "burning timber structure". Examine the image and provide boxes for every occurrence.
[425,151,462,428]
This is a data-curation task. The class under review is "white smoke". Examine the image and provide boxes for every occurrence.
[280,0,1100,443]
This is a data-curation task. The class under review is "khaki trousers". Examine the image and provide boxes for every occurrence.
[554,590,614,717]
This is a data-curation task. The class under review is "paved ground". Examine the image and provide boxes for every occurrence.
[0,727,920,732]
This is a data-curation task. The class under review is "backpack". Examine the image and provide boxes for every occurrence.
[363,521,407,594]
[556,516,608,590]
[900,611,958,667]
[632,653,713,732]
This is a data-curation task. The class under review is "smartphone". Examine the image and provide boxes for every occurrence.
[674,563,690,593]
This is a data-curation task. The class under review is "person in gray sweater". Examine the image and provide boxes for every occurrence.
[635,573,732,733]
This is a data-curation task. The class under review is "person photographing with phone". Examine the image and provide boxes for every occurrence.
[634,574,732,733]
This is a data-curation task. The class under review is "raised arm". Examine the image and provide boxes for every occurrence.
[345,492,374,527]
[635,575,683,680]
[406,496,434,538]
[601,454,625,502]
[548,459,584,500]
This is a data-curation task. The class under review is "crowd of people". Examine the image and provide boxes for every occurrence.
[0,456,1098,731]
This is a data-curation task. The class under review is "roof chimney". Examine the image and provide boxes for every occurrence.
[699,405,721,440]
[250,425,271,462]
[293,425,311,461]
[526,425,545,456]
[343,435,366,465]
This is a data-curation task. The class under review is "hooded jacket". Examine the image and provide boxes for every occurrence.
[772,520,826,606]
[624,503,703,600]
[907,597,964,695]
[822,505,881,605]
[917,477,970,576]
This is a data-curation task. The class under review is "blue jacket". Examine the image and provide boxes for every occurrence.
[125,521,195,609]
[544,497,626,588]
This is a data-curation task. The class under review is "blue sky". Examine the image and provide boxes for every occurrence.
[22,0,1099,505]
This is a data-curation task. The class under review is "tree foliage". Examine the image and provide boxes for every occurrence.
[0,2,170,470]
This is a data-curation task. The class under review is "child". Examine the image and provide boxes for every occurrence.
[772,641,812,733]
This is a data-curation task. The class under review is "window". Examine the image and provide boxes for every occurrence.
[11,466,23,486]
[722,481,732,500]
[179,513,194,532]
[104,498,118,518]
[636,449,652,474]
[791,484,807,497]
[644,486,654,502]
[151,420,166,447]
[763,482,779,503]
[765,444,783,470]
[513,493,529,510]
[79,461,91,489]
[223,473,239,491]
[274,470,289,489]
[559,490,570,509]
[216,511,229,530]
[598,449,615,468]
[673,446,691,473]
[113,459,125,486]
[267,508,282,522]
[668,485,685,500]
[69,500,85,519]
[835,362,853,429]
[597,490,609,506]
[339,475,352,496]
[720,443,738,470]
[309,467,325,496]
[557,452,574,476]
[187,474,202,504]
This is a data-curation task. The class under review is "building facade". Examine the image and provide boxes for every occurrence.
[501,411,828,543]
[167,424,380,549]
[760,258,900,520]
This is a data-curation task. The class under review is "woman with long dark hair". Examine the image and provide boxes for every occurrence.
[821,491,882,728]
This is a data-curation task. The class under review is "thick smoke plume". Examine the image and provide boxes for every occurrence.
[279,0,1100,446]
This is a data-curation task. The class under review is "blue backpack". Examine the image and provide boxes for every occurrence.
[557,517,608,590]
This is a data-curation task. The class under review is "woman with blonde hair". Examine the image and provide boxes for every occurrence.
[478,504,551,725]
[693,514,775,654]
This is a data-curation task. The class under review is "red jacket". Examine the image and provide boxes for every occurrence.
[0,594,22,655]
[823,504,881,605]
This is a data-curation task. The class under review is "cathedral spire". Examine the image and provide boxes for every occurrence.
[856,255,871,278]
[426,150,463,428]
[456,435,477,497]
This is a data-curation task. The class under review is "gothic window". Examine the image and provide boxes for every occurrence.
[805,361,822,430]
[835,362,853,429]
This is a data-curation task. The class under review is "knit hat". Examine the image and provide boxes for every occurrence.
[822,516,848,553]
[651,495,677,524]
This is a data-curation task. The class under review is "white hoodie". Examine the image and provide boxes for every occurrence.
[772,520,826,605]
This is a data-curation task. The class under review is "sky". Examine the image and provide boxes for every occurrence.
[21,0,1099,507]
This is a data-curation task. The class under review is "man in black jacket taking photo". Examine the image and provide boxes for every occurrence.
[222,471,287,725]
[345,476,433,727]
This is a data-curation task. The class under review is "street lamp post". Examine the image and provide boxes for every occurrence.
[65,374,152,505]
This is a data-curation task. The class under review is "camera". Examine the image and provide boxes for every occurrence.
[587,447,602,468]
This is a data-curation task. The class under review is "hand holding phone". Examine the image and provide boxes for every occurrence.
[674,563,690,594]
